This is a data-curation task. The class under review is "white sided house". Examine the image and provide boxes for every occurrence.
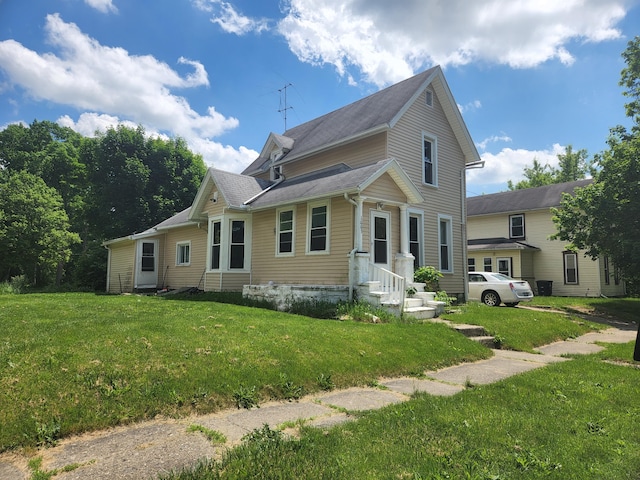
[466,180,626,297]
[104,67,482,315]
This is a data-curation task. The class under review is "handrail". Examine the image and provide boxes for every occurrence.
[368,263,405,306]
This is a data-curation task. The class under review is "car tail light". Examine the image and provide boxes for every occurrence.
[509,282,516,292]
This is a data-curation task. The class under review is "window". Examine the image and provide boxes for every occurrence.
[604,256,610,285]
[497,257,512,277]
[409,213,423,269]
[307,202,329,253]
[425,89,433,107]
[277,208,295,256]
[211,221,221,270]
[422,132,437,186]
[229,220,245,269]
[483,257,492,272]
[468,258,476,272]
[371,211,390,266]
[176,241,191,266]
[563,251,578,284]
[270,164,283,181]
[438,214,453,272]
[510,214,525,239]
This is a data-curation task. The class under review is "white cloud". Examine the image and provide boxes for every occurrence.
[466,143,566,193]
[84,0,118,14]
[458,100,482,113]
[193,0,269,35]
[278,0,628,87]
[0,14,258,170]
[476,134,513,151]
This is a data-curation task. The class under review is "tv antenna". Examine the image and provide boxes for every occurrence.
[278,83,293,131]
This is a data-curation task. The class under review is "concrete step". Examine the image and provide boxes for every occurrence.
[403,306,436,319]
[403,297,424,308]
[468,335,497,348]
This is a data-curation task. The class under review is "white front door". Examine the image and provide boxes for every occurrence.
[136,240,158,288]
[371,210,391,269]
[497,257,512,277]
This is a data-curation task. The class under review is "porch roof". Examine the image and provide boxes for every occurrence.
[468,237,540,252]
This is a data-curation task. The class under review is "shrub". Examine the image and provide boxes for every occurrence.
[413,266,442,291]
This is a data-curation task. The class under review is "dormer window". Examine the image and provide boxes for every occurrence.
[270,149,282,161]
[270,165,283,181]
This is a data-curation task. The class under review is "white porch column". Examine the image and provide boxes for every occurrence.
[396,204,415,282]
[354,196,364,251]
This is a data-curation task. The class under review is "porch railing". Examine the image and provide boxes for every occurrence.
[368,263,405,306]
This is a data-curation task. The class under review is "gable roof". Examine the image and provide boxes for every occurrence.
[467,179,593,216]
[468,237,541,251]
[242,66,480,176]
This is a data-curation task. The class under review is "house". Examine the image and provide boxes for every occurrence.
[104,66,482,314]
[466,180,626,297]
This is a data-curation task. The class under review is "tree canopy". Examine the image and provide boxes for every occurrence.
[507,145,593,190]
[0,121,206,288]
[552,36,640,290]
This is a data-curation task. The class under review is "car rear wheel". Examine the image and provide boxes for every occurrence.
[482,290,501,307]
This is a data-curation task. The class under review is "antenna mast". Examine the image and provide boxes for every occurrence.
[278,83,293,131]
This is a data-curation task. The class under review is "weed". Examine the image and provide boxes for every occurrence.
[34,418,61,447]
[316,373,335,391]
[242,424,284,450]
[233,385,259,409]
[187,424,227,444]
[336,301,396,323]
[28,456,83,480]
[278,373,304,401]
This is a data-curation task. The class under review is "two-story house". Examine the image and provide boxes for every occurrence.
[466,180,626,297]
[104,66,481,312]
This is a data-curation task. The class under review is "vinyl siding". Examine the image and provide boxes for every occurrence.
[468,209,614,297]
[282,133,387,179]
[250,196,353,285]
[204,272,251,291]
[107,241,135,293]
[361,172,408,203]
[162,224,208,290]
[387,86,466,295]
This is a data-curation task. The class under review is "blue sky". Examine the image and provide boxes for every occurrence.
[1,0,638,195]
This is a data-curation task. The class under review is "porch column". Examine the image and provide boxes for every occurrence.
[395,204,415,283]
[354,196,364,251]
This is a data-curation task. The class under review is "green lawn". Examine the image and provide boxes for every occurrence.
[0,293,489,451]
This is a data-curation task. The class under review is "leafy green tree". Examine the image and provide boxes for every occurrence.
[0,171,80,285]
[508,145,593,190]
[552,36,640,289]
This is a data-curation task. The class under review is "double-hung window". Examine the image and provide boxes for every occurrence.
[229,220,246,269]
[308,202,329,253]
[176,241,191,266]
[422,132,437,186]
[211,221,221,270]
[409,212,423,269]
[438,214,453,273]
[277,208,295,256]
[510,214,525,239]
[468,258,476,272]
[563,251,578,284]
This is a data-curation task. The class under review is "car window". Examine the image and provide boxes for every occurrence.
[468,273,485,283]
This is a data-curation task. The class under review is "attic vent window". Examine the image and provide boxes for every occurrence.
[270,165,283,181]
[425,90,433,107]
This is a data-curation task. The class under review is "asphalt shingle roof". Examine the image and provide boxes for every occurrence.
[242,67,438,176]
[466,179,593,216]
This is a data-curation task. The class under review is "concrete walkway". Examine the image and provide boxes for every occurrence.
[1,326,636,480]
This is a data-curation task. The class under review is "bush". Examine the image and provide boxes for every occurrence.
[0,275,29,294]
[414,266,443,291]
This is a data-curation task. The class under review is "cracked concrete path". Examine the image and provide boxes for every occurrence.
[1,326,636,480]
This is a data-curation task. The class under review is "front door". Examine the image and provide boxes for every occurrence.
[371,210,390,269]
[136,240,158,288]
[497,257,512,277]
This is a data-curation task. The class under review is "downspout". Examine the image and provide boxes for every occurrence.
[243,175,286,206]
[344,193,364,301]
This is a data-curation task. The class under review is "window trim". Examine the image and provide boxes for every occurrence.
[408,209,424,269]
[306,200,330,255]
[509,214,525,239]
[468,257,476,272]
[370,209,391,269]
[563,251,579,285]
[483,257,492,272]
[207,214,252,272]
[425,89,434,107]
[438,214,453,273]
[276,206,296,257]
[176,241,191,266]
[422,131,438,187]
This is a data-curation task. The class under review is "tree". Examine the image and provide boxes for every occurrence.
[508,145,594,190]
[0,171,80,285]
[552,36,640,289]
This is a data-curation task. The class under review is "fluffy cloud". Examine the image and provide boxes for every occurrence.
[0,14,258,170]
[84,0,118,14]
[278,0,628,87]
[193,0,269,35]
[466,143,567,193]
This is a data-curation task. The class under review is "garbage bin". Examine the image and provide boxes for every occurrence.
[536,280,553,296]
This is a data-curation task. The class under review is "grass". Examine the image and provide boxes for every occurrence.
[441,301,605,351]
[164,341,640,479]
[529,295,640,323]
[0,292,489,452]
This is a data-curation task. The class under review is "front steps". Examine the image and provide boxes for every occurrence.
[431,319,497,347]
[358,281,445,319]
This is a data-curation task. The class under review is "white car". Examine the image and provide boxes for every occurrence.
[468,272,534,307]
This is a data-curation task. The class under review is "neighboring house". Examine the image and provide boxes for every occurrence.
[466,180,626,297]
[104,66,481,314]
